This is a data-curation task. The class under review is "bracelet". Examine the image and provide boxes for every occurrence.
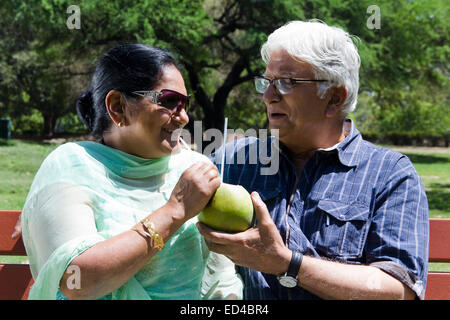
[132,217,165,251]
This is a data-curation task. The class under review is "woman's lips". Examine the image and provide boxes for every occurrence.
[162,128,175,135]
[161,128,177,142]
[162,127,183,142]
[161,128,179,148]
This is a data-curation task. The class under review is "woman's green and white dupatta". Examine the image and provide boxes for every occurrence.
[21,141,243,300]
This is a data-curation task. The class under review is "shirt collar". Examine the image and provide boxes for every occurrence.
[328,118,362,167]
[274,118,362,168]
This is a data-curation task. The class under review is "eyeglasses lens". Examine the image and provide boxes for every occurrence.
[255,78,269,94]
[276,79,294,94]
[254,78,294,95]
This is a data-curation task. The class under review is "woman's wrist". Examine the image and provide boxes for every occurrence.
[165,198,188,224]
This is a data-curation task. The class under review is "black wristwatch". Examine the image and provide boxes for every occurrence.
[277,250,303,288]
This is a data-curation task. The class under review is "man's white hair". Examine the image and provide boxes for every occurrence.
[261,20,361,117]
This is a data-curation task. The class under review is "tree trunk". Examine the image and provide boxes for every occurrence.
[42,113,57,138]
[183,55,254,132]
[183,61,216,131]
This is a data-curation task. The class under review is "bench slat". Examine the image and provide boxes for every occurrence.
[425,272,450,300]
[0,210,449,300]
[0,264,33,300]
[0,211,27,255]
[429,219,450,262]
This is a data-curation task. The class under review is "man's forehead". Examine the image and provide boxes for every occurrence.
[264,60,314,77]
[264,48,314,76]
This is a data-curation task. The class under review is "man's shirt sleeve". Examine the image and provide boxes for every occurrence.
[366,155,429,299]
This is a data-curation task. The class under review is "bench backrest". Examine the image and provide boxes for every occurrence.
[0,211,449,300]
[0,210,33,300]
[426,218,450,300]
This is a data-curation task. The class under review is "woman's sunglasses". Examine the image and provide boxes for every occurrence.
[131,89,191,113]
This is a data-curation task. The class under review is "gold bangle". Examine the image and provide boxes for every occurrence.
[131,227,152,239]
[140,217,165,251]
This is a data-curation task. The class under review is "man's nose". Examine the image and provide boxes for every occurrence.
[263,83,282,105]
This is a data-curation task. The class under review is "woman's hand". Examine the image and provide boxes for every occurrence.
[11,215,22,239]
[168,161,221,221]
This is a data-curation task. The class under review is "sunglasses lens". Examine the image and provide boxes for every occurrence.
[159,90,188,111]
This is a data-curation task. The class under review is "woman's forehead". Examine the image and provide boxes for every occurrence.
[155,65,187,95]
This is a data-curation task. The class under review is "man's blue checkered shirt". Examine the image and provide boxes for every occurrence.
[210,120,429,299]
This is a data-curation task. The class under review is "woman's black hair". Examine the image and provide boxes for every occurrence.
[76,43,179,137]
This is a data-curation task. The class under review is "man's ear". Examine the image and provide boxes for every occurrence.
[325,86,348,118]
[105,90,127,126]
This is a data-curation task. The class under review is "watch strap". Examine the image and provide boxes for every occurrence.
[286,250,303,278]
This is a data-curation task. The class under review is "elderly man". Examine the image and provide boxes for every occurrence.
[198,20,429,300]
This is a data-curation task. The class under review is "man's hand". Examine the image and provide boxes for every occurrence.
[197,191,292,275]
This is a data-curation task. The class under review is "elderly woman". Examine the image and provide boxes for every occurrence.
[199,20,428,300]
[21,44,243,300]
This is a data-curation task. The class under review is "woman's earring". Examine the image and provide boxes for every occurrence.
[118,121,123,127]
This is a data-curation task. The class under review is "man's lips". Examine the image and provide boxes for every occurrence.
[268,111,288,121]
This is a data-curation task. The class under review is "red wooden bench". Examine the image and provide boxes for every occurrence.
[0,210,32,300]
[1,210,449,300]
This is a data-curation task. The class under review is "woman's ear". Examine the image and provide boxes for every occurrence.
[325,86,348,118]
[105,90,127,126]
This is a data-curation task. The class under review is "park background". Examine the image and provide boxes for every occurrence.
[0,0,449,271]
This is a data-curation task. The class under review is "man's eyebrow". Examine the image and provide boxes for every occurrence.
[279,70,298,76]
[263,71,301,78]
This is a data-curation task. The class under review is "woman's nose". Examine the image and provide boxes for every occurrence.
[171,107,189,125]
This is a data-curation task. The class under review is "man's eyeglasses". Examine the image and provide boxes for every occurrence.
[131,89,191,114]
[254,76,329,95]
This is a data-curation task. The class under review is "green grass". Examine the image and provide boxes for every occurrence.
[429,263,450,272]
[2,140,448,216]
[0,138,60,210]
[1,139,449,271]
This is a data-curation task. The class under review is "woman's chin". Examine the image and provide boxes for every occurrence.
[160,139,181,155]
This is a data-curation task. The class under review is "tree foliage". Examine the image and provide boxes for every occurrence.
[0,0,448,138]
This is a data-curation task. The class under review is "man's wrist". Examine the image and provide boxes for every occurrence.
[274,247,293,276]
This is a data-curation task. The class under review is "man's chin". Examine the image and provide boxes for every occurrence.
[269,124,287,139]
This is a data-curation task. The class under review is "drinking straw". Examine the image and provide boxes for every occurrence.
[179,136,190,149]
[220,117,228,182]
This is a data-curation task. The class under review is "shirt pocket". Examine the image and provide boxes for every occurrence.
[312,199,370,259]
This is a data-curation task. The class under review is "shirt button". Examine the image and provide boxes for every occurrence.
[339,214,345,219]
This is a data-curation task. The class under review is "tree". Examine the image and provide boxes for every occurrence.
[1,0,448,138]
[4,0,306,132]
[152,0,305,131]
[352,0,449,135]
[0,1,90,136]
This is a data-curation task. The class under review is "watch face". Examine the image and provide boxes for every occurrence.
[279,276,297,288]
